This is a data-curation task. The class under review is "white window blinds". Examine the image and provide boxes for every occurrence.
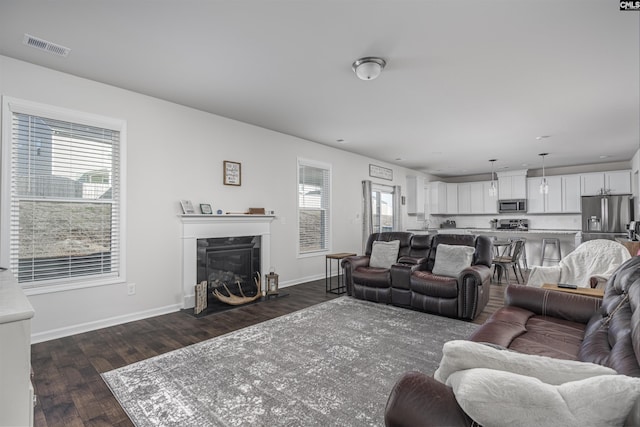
[9,111,122,286]
[298,159,331,254]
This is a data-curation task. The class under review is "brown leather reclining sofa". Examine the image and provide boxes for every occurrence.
[341,232,493,320]
[385,256,640,427]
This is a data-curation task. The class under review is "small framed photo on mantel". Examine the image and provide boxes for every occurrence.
[200,204,213,214]
[180,200,196,214]
[224,160,241,186]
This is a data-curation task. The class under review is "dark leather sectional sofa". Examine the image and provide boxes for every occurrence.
[385,256,640,427]
[341,232,493,320]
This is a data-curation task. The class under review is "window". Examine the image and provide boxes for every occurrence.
[297,159,331,255]
[1,98,126,291]
[372,186,394,233]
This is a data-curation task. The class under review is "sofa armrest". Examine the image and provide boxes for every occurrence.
[390,262,423,290]
[459,264,491,285]
[341,255,370,296]
[385,371,473,427]
[505,284,602,324]
[397,255,427,266]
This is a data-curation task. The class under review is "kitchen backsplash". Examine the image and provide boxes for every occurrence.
[406,213,581,231]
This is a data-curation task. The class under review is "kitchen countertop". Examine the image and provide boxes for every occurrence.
[407,228,581,235]
[0,270,35,324]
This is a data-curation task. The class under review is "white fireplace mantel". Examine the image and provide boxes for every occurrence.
[180,215,275,308]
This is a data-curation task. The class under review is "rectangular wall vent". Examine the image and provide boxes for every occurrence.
[23,34,71,57]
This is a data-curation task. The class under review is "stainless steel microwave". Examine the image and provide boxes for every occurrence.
[498,199,527,213]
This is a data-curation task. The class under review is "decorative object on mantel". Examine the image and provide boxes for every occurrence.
[212,272,262,305]
[180,199,195,214]
[200,203,212,214]
[194,280,208,315]
[223,160,241,186]
[248,207,265,215]
[369,164,393,181]
[265,268,279,297]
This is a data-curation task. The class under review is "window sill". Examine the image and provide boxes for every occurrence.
[22,275,125,296]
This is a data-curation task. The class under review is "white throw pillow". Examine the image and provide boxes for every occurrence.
[434,340,616,385]
[369,240,400,269]
[448,369,640,427]
[431,244,475,277]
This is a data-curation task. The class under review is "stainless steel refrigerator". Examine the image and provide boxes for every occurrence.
[581,195,634,241]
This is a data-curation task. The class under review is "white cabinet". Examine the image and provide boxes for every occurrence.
[581,173,605,196]
[483,181,499,214]
[562,174,581,213]
[0,271,35,427]
[497,170,527,200]
[459,181,497,214]
[446,183,458,214]
[607,170,632,194]
[457,183,472,214]
[581,170,631,195]
[527,174,580,213]
[470,182,485,213]
[406,175,425,214]
[429,181,448,214]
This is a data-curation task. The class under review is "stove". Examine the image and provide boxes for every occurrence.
[497,219,529,231]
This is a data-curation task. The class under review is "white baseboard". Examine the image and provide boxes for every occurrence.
[30,303,182,344]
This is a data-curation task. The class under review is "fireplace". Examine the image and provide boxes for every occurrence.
[180,214,274,310]
[196,236,261,302]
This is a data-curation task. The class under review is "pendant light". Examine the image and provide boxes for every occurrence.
[488,159,497,196]
[539,153,549,194]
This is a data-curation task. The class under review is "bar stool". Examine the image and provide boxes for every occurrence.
[511,237,528,271]
[540,238,561,266]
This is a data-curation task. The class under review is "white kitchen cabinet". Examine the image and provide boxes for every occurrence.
[457,183,471,214]
[429,181,448,214]
[497,170,527,200]
[527,178,545,213]
[483,181,499,214]
[528,175,576,213]
[470,182,485,213]
[581,173,605,196]
[562,174,581,213]
[406,175,425,214]
[446,183,458,214]
[606,170,632,194]
[581,170,632,195]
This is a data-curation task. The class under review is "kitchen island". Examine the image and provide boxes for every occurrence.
[407,228,581,267]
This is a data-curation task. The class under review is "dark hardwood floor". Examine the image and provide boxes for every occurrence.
[31,277,514,427]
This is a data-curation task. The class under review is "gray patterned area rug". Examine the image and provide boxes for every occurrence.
[102,297,478,426]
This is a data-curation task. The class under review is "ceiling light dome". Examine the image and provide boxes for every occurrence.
[352,57,386,80]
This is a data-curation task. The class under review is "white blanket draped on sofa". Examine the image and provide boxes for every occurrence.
[526,239,631,288]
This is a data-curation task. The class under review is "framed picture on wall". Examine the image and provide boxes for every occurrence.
[224,160,241,186]
[369,164,393,181]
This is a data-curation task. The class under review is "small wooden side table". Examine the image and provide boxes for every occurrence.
[541,283,604,299]
[326,253,356,294]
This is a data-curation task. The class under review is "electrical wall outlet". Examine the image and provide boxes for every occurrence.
[127,283,136,295]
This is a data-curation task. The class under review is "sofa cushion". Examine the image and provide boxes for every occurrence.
[432,244,475,277]
[435,340,616,386]
[411,271,458,298]
[369,240,400,269]
[447,368,640,427]
[352,267,391,288]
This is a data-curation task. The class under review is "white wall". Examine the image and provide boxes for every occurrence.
[0,55,420,342]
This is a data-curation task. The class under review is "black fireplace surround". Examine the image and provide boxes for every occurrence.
[196,236,261,303]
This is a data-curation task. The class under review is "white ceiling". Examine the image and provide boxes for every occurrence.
[0,0,638,177]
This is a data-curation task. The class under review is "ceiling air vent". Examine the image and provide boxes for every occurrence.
[23,34,71,57]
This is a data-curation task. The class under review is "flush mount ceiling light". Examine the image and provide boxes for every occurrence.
[352,57,386,80]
